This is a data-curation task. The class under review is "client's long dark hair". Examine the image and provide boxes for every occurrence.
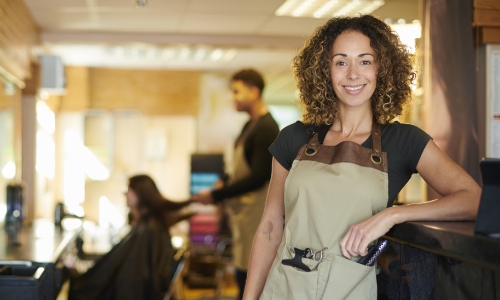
[128,174,191,228]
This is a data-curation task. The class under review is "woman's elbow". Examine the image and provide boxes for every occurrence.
[467,184,482,220]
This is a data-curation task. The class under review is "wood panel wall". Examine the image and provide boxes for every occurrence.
[48,67,201,115]
[60,66,90,111]
[0,86,14,109]
[0,0,39,87]
[89,68,200,115]
[474,0,500,44]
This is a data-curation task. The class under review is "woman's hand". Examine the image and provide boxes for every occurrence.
[340,207,400,259]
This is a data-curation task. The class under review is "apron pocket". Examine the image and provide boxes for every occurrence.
[323,255,376,300]
[272,246,331,300]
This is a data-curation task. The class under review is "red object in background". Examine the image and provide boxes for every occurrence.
[189,214,220,245]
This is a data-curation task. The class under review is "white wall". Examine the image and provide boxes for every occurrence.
[197,73,251,176]
[83,112,197,226]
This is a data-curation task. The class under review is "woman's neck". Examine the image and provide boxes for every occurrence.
[129,207,147,226]
[331,107,373,135]
[324,107,373,146]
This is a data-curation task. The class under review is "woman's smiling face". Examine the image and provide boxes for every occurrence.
[330,30,378,110]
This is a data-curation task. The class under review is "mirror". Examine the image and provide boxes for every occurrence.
[0,79,16,222]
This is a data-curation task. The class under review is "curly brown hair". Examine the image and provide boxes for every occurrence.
[293,15,415,125]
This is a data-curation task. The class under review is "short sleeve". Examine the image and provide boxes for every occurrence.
[269,121,310,171]
[379,123,433,206]
[398,124,432,173]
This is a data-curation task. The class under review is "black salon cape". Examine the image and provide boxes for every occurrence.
[68,218,174,300]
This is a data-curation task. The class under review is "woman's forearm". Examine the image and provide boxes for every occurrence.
[243,219,284,300]
[390,187,481,224]
[243,158,288,299]
[340,185,481,259]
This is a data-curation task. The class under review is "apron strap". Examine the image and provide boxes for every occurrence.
[371,121,382,154]
[304,120,383,163]
[370,121,383,164]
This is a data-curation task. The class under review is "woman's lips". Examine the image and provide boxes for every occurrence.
[343,84,365,95]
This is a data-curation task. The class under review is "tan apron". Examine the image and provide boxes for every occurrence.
[260,123,388,300]
[226,144,269,271]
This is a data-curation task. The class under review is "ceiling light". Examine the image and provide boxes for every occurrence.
[193,49,207,62]
[130,47,140,59]
[179,48,190,61]
[136,0,147,8]
[49,44,239,66]
[161,48,175,60]
[276,0,384,18]
[222,49,237,62]
[146,47,156,60]
[210,49,223,61]
[314,1,338,18]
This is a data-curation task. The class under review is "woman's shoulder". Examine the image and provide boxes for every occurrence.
[276,121,312,145]
[380,121,432,160]
[270,121,311,170]
[382,121,422,129]
[281,120,309,136]
[381,121,430,138]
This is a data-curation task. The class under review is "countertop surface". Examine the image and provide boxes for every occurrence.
[384,221,500,271]
[0,219,82,264]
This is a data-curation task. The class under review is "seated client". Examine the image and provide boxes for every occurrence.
[69,174,193,300]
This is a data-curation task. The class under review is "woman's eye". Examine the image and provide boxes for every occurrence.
[361,60,372,65]
[335,61,346,66]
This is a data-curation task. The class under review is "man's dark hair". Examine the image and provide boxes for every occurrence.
[231,69,265,95]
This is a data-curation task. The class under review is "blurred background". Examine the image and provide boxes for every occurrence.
[0,0,497,298]
[0,0,425,225]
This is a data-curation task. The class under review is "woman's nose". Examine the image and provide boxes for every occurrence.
[347,65,359,80]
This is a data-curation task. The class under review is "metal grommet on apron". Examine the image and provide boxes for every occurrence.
[260,122,388,300]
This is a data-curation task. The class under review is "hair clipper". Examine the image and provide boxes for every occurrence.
[357,238,389,266]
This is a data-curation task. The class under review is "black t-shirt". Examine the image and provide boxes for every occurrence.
[269,121,432,207]
[212,113,280,201]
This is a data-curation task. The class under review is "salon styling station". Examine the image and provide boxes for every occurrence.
[378,221,500,299]
[0,219,82,299]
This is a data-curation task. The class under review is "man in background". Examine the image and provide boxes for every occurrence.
[192,69,279,300]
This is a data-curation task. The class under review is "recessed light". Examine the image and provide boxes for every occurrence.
[136,0,147,8]
[276,0,385,18]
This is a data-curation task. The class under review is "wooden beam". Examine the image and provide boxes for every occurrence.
[0,0,39,86]
[23,62,39,96]
[0,48,26,88]
[474,0,500,10]
[474,8,500,27]
[89,68,200,115]
[481,26,500,44]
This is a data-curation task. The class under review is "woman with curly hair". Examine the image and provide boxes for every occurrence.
[242,15,480,300]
